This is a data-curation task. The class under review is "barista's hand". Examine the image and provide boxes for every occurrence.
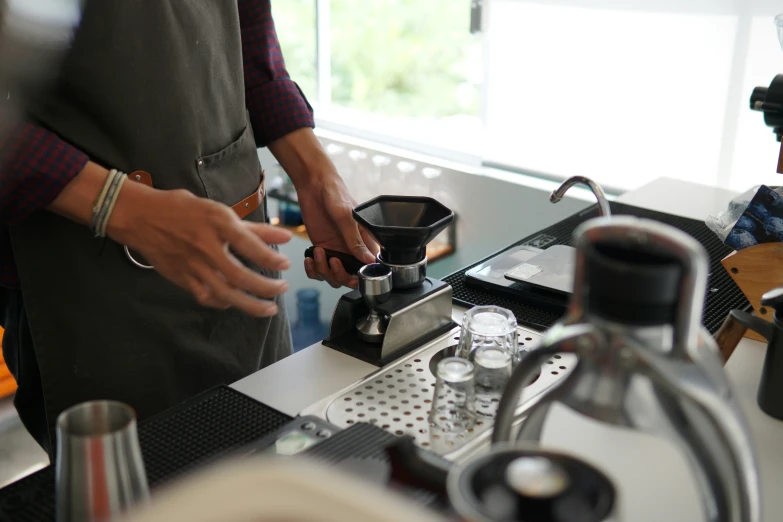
[108,183,292,317]
[298,174,378,289]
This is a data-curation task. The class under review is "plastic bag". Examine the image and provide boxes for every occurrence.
[706,185,783,242]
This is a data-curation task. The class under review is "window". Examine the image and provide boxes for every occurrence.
[273,0,317,103]
[484,0,783,193]
[272,1,783,194]
[273,0,483,162]
[323,0,483,157]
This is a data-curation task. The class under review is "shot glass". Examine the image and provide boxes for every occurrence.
[456,305,519,364]
[474,345,513,417]
[429,357,477,434]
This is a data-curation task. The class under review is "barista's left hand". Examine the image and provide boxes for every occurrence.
[269,128,378,289]
[297,174,378,288]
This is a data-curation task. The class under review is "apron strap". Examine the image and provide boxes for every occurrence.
[128,170,265,219]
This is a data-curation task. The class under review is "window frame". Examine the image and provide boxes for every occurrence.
[293,0,783,192]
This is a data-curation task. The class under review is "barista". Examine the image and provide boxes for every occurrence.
[0,0,376,455]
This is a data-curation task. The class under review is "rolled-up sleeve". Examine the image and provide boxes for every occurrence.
[0,121,89,288]
[0,122,89,224]
[239,0,315,148]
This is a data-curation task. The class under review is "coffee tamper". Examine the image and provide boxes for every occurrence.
[357,263,393,343]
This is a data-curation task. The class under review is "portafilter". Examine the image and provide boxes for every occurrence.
[306,195,454,289]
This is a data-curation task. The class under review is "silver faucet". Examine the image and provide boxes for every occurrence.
[550,176,611,217]
[493,217,761,522]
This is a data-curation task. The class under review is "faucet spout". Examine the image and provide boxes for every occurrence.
[550,176,611,217]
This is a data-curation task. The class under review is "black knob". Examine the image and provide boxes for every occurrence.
[584,241,682,326]
[751,86,768,111]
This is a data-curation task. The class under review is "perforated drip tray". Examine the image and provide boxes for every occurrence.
[301,326,575,461]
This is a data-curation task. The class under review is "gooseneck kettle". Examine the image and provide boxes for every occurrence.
[492,217,761,522]
[722,287,783,421]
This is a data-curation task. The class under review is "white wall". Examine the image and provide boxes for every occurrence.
[259,133,591,327]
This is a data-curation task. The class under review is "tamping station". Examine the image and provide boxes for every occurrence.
[307,195,457,366]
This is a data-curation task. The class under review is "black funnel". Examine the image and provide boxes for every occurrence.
[353,196,454,266]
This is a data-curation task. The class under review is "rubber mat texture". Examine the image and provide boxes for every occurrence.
[444,202,749,334]
[0,386,292,522]
[304,423,444,509]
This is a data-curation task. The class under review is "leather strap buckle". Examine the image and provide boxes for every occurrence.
[123,170,266,270]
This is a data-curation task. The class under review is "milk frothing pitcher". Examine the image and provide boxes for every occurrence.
[56,400,149,522]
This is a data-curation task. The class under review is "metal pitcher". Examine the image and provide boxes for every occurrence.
[492,216,761,522]
[56,400,149,522]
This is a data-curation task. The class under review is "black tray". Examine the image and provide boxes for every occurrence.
[444,202,749,334]
[0,386,292,522]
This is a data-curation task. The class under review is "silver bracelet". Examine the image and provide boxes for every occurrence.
[90,169,118,236]
[99,173,127,237]
[93,171,124,237]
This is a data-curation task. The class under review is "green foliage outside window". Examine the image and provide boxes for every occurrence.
[272,0,318,102]
[273,0,481,119]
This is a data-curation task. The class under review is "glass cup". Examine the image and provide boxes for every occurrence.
[429,357,477,434]
[456,305,519,364]
[474,346,513,418]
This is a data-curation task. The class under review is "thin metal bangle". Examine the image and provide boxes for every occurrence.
[99,174,126,237]
[124,246,154,270]
[90,169,118,236]
[94,170,124,237]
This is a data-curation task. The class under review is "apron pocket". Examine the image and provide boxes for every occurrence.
[196,124,262,207]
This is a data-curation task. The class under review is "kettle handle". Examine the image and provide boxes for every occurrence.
[492,323,602,444]
[727,310,774,342]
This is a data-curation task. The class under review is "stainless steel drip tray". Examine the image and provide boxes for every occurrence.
[300,326,576,462]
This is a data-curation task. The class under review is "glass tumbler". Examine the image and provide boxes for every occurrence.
[429,357,477,434]
[474,346,513,418]
[457,305,519,364]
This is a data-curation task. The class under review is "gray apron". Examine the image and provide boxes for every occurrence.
[9,0,292,446]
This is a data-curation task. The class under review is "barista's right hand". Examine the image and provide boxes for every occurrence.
[48,161,291,317]
[108,181,292,317]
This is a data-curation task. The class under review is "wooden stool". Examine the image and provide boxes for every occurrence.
[721,243,783,342]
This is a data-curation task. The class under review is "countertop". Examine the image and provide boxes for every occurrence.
[231,176,782,522]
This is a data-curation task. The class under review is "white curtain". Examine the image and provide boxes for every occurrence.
[483,0,783,192]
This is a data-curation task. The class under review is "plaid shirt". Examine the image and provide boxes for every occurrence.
[0,0,314,288]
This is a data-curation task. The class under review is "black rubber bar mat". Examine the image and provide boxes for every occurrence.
[444,202,749,334]
[303,423,445,509]
[0,386,292,522]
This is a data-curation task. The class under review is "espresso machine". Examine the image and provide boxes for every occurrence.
[315,196,457,366]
